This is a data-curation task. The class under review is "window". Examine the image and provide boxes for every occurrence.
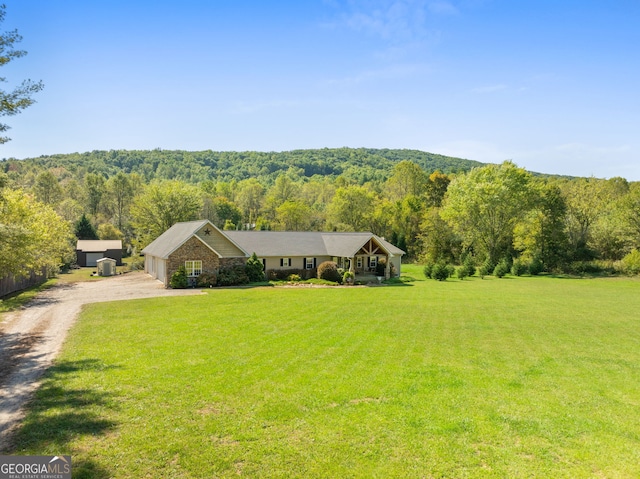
[281,258,291,267]
[356,257,363,269]
[185,260,202,277]
[306,258,315,269]
[369,256,377,269]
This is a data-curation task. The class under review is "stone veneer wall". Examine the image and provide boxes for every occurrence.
[219,257,247,269]
[167,236,220,285]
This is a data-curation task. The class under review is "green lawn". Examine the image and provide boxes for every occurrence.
[9,266,640,478]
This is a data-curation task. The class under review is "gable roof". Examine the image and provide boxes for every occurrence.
[141,220,250,259]
[142,220,405,261]
[76,240,122,252]
[223,231,405,258]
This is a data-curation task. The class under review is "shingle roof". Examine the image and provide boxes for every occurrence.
[76,240,122,252]
[141,220,209,259]
[142,220,405,261]
[223,231,405,258]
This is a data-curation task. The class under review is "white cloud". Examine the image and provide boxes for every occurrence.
[328,0,454,41]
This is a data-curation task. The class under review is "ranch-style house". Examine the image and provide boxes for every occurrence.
[142,220,405,287]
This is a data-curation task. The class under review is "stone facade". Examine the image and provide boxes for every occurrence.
[166,236,248,287]
[167,236,221,284]
[219,257,247,270]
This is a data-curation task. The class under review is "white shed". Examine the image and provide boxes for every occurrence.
[96,257,117,276]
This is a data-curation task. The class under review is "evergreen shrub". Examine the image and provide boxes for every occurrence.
[196,272,216,287]
[217,265,249,286]
[170,265,188,289]
[511,259,528,276]
[528,257,544,275]
[462,255,476,277]
[493,259,510,278]
[423,263,434,279]
[479,258,495,277]
[431,262,449,281]
[267,269,310,281]
[456,266,468,280]
[317,261,342,283]
[245,252,265,282]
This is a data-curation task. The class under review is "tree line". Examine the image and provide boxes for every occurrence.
[2,148,639,280]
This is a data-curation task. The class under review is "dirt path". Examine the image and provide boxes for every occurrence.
[0,272,204,451]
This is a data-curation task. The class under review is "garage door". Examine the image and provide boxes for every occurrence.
[86,253,104,267]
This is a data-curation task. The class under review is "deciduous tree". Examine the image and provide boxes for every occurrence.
[559,177,609,261]
[385,160,427,202]
[236,178,264,228]
[106,172,134,230]
[33,170,62,205]
[327,185,375,231]
[85,173,106,217]
[131,180,202,245]
[0,188,73,276]
[276,200,311,231]
[513,182,568,270]
[441,161,536,263]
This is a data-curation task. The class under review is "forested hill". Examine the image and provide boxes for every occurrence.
[2,148,483,184]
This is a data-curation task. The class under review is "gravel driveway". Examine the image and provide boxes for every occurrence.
[0,272,204,451]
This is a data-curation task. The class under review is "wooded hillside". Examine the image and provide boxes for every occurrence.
[2,148,483,184]
[2,147,639,280]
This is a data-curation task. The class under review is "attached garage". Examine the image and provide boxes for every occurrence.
[141,220,248,287]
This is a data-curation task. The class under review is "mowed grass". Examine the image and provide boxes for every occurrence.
[9,266,640,478]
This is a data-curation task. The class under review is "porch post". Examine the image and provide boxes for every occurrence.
[385,255,391,279]
[349,257,355,274]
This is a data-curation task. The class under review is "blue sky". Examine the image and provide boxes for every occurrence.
[1,0,639,180]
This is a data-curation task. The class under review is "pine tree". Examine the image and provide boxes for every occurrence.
[75,214,98,240]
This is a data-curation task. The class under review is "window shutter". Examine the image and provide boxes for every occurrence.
[289,258,292,267]
[313,258,317,268]
[303,258,306,269]
[367,257,371,267]
[280,258,283,267]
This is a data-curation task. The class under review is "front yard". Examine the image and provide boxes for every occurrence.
[7,267,640,478]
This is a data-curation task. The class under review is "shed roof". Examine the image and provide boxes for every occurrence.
[96,257,116,263]
[76,240,122,252]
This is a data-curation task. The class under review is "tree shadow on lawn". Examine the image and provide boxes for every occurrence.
[6,359,121,479]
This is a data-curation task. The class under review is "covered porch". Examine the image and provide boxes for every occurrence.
[333,238,397,280]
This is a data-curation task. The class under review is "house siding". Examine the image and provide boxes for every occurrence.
[262,256,331,272]
[389,255,402,277]
[195,225,245,257]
